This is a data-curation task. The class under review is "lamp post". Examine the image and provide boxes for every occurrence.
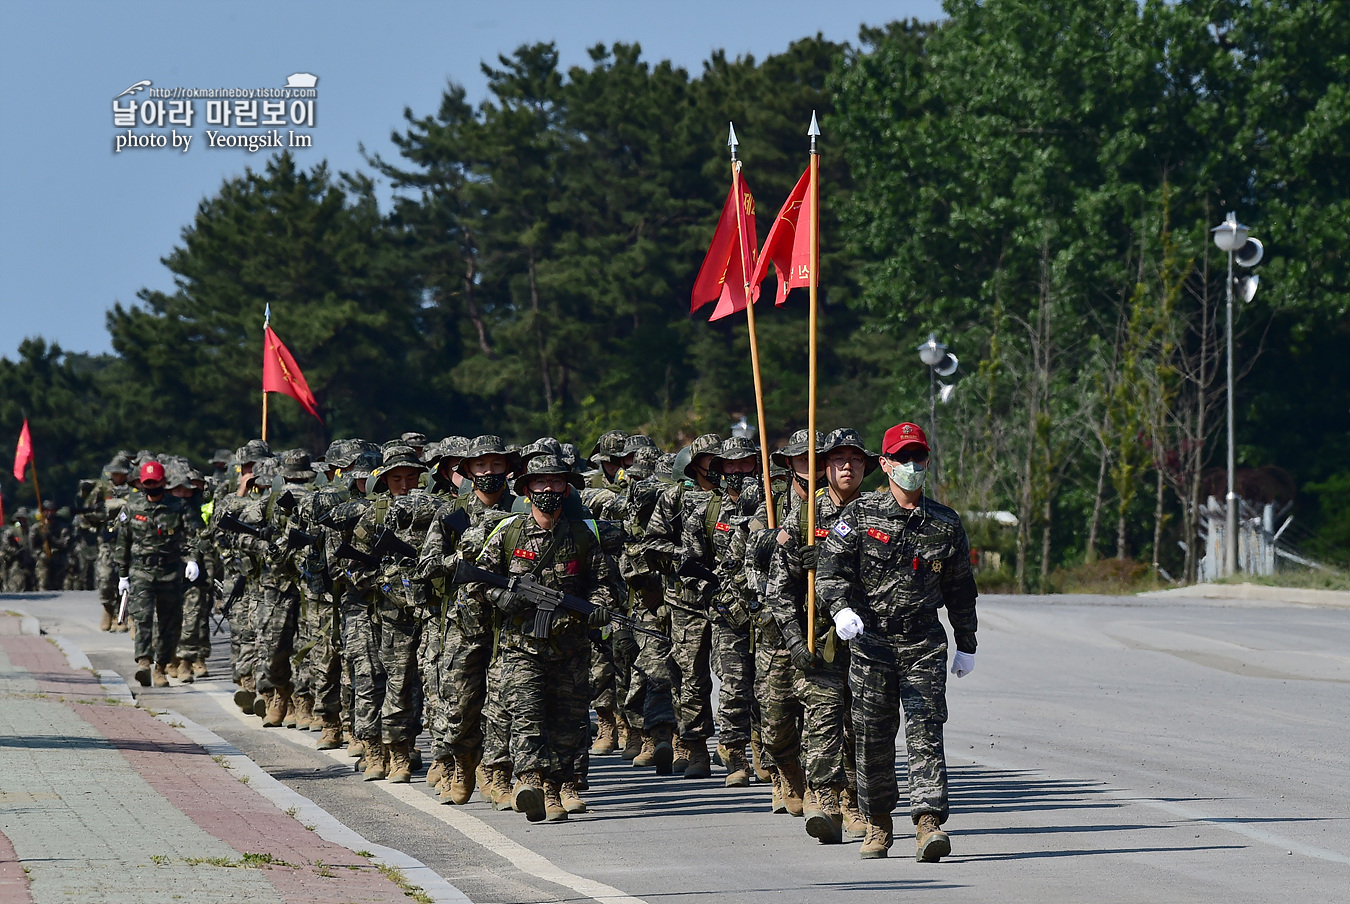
[1210,212,1253,577]
[917,333,956,494]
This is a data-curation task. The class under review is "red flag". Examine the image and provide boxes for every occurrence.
[263,325,321,421]
[13,420,33,482]
[750,164,814,305]
[691,172,760,321]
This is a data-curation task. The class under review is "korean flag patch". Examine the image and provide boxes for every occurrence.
[832,521,852,538]
[119,511,128,522]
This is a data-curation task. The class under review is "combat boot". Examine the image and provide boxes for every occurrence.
[723,746,751,788]
[751,735,771,782]
[282,694,298,728]
[362,741,388,781]
[167,657,183,678]
[192,660,209,679]
[805,787,844,845]
[671,736,690,774]
[512,771,546,822]
[634,725,674,774]
[152,664,170,688]
[543,781,568,822]
[491,767,515,811]
[770,770,787,814]
[776,758,806,817]
[134,658,152,687]
[233,675,256,713]
[621,720,643,761]
[263,688,290,728]
[445,751,478,805]
[616,715,633,757]
[841,787,867,841]
[346,737,364,759]
[427,757,449,789]
[683,740,712,779]
[560,781,587,814]
[590,708,618,755]
[116,620,130,633]
[100,609,113,632]
[178,659,195,684]
[316,715,344,751]
[476,763,493,802]
[632,731,656,767]
[915,814,951,862]
[293,693,315,730]
[387,741,413,783]
[253,693,267,718]
[859,812,894,860]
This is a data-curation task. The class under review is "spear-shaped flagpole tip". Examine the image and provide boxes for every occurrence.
[808,110,820,153]
[727,121,739,160]
[264,303,271,327]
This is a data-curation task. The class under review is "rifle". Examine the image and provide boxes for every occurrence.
[333,540,378,569]
[450,558,668,642]
[283,527,320,551]
[275,489,300,513]
[677,558,722,593]
[219,513,274,541]
[441,507,470,539]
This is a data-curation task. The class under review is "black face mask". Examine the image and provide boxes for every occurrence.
[794,473,812,494]
[473,472,507,494]
[532,490,565,514]
[722,472,748,493]
[698,467,722,490]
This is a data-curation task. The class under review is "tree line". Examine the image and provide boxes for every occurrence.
[3,0,1348,585]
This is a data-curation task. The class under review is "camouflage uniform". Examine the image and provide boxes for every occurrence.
[815,489,978,827]
[169,466,213,673]
[2,511,35,593]
[211,440,273,693]
[30,502,71,591]
[89,456,135,626]
[113,485,202,669]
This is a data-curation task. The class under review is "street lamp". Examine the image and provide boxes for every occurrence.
[1210,212,1262,577]
[916,333,958,493]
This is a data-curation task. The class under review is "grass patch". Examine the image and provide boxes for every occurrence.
[315,860,334,879]
[150,854,168,865]
[1048,558,1161,595]
[180,852,295,869]
[355,850,373,858]
[237,775,250,785]
[1215,570,1350,592]
[284,806,299,818]
[376,864,433,904]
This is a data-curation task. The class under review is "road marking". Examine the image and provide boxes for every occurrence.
[197,680,650,904]
[964,752,1350,867]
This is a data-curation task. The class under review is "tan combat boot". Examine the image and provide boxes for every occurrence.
[293,693,315,730]
[491,766,515,811]
[282,693,299,728]
[316,715,344,751]
[777,758,807,817]
[100,608,113,632]
[561,781,587,814]
[590,708,618,755]
[167,657,183,679]
[233,675,256,713]
[386,741,413,783]
[511,771,545,822]
[152,664,170,688]
[631,731,656,767]
[805,787,844,845]
[683,740,712,779]
[427,757,449,789]
[178,659,195,684]
[263,688,289,728]
[616,715,634,758]
[671,736,690,774]
[621,718,642,761]
[859,812,894,860]
[134,658,152,688]
[770,769,787,814]
[362,740,388,781]
[751,735,771,782]
[476,763,493,802]
[915,813,951,862]
[347,736,364,758]
[444,751,477,805]
[192,660,209,679]
[543,781,568,822]
[723,746,751,788]
[841,787,867,841]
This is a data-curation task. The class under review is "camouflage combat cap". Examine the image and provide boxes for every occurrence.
[456,435,521,476]
[346,450,382,482]
[236,439,273,466]
[251,456,280,488]
[656,451,678,482]
[518,437,562,467]
[683,434,722,481]
[370,444,426,492]
[713,434,759,466]
[622,434,659,456]
[771,429,826,470]
[589,429,630,463]
[821,427,880,475]
[278,448,315,481]
[209,448,233,466]
[512,453,586,497]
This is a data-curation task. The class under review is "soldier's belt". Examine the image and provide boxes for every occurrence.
[862,608,941,636]
[135,553,181,568]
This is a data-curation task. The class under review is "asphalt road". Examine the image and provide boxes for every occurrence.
[8,589,1349,903]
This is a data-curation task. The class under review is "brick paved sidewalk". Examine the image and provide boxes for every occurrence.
[0,629,420,904]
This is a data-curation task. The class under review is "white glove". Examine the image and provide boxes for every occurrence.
[184,560,200,582]
[833,607,864,641]
[118,576,130,595]
[951,651,975,678]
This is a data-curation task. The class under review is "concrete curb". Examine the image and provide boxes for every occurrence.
[0,613,40,636]
[51,626,470,904]
[1139,582,1350,608]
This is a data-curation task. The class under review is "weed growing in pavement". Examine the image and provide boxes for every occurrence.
[237,775,250,785]
[315,860,334,878]
[356,850,373,858]
[284,806,299,817]
[376,864,433,904]
[304,824,316,832]
[150,855,168,865]
[211,755,226,766]
[180,852,296,869]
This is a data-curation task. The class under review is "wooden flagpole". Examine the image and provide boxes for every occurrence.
[805,112,821,653]
[729,123,777,529]
[262,305,270,442]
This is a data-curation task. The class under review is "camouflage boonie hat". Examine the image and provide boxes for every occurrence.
[443,436,471,459]
[559,442,585,471]
[589,430,630,463]
[42,499,57,511]
[210,448,233,466]
[346,451,382,482]
[400,432,428,450]
[683,434,722,481]
[771,429,826,470]
[15,507,32,519]
[165,463,195,490]
[626,445,660,481]
[713,434,759,465]
[512,453,586,497]
[656,451,678,482]
[251,456,280,488]
[278,448,315,481]
[518,437,562,467]
[370,445,426,493]
[456,435,521,476]
[105,452,134,476]
[821,427,880,475]
[621,434,659,456]
[236,439,273,466]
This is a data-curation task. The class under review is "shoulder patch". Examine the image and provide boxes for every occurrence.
[867,528,891,544]
[832,521,852,538]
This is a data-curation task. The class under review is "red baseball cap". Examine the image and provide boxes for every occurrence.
[881,422,929,455]
[139,461,166,484]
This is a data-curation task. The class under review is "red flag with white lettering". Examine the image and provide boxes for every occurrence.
[750,164,813,304]
[691,173,760,321]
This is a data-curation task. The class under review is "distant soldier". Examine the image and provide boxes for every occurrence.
[31,499,71,591]
[816,422,978,862]
[166,465,210,682]
[206,449,234,498]
[89,453,135,630]
[2,508,36,592]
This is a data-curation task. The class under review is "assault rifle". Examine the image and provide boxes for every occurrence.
[282,527,320,551]
[450,558,668,643]
[218,513,274,541]
[676,558,722,593]
[332,529,420,570]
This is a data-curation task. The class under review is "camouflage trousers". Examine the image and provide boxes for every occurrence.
[711,619,754,749]
[377,599,422,745]
[630,605,677,729]
[253,583,299,695]
[431,620,492,762]
[127,575,184,666]
[228,583,262,683]
[590,635,616,713]
[96,537,119,612]
[342,590,385,742]
[669,606,714,742]
[299,595,343,718]
[291,591,322,697]
[798,648,856,791]
[849,627,949,824]
[502,636,590,783]
[35,552,65,592]
[175,579,213,663]
[755,642,800,770]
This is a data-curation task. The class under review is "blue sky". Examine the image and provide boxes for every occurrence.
[0,0,942,358]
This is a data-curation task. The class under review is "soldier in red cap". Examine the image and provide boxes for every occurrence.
[814,422,978,862]
[114,460,203,688]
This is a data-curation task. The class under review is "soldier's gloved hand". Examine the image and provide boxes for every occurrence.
[951,651,975,678]
[488,586,528,617]
[833,607,864,641]
[184,560,200,582]
[117,576,130,595]
[799,543,818,572]
[587,606,611,628]
[785,634,819,673]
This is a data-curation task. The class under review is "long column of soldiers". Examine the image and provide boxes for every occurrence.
[40,423,977,862]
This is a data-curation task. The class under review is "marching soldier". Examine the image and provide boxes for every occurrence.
[168,464,211,681]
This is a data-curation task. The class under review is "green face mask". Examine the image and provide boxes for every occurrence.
[887,461,926,492]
